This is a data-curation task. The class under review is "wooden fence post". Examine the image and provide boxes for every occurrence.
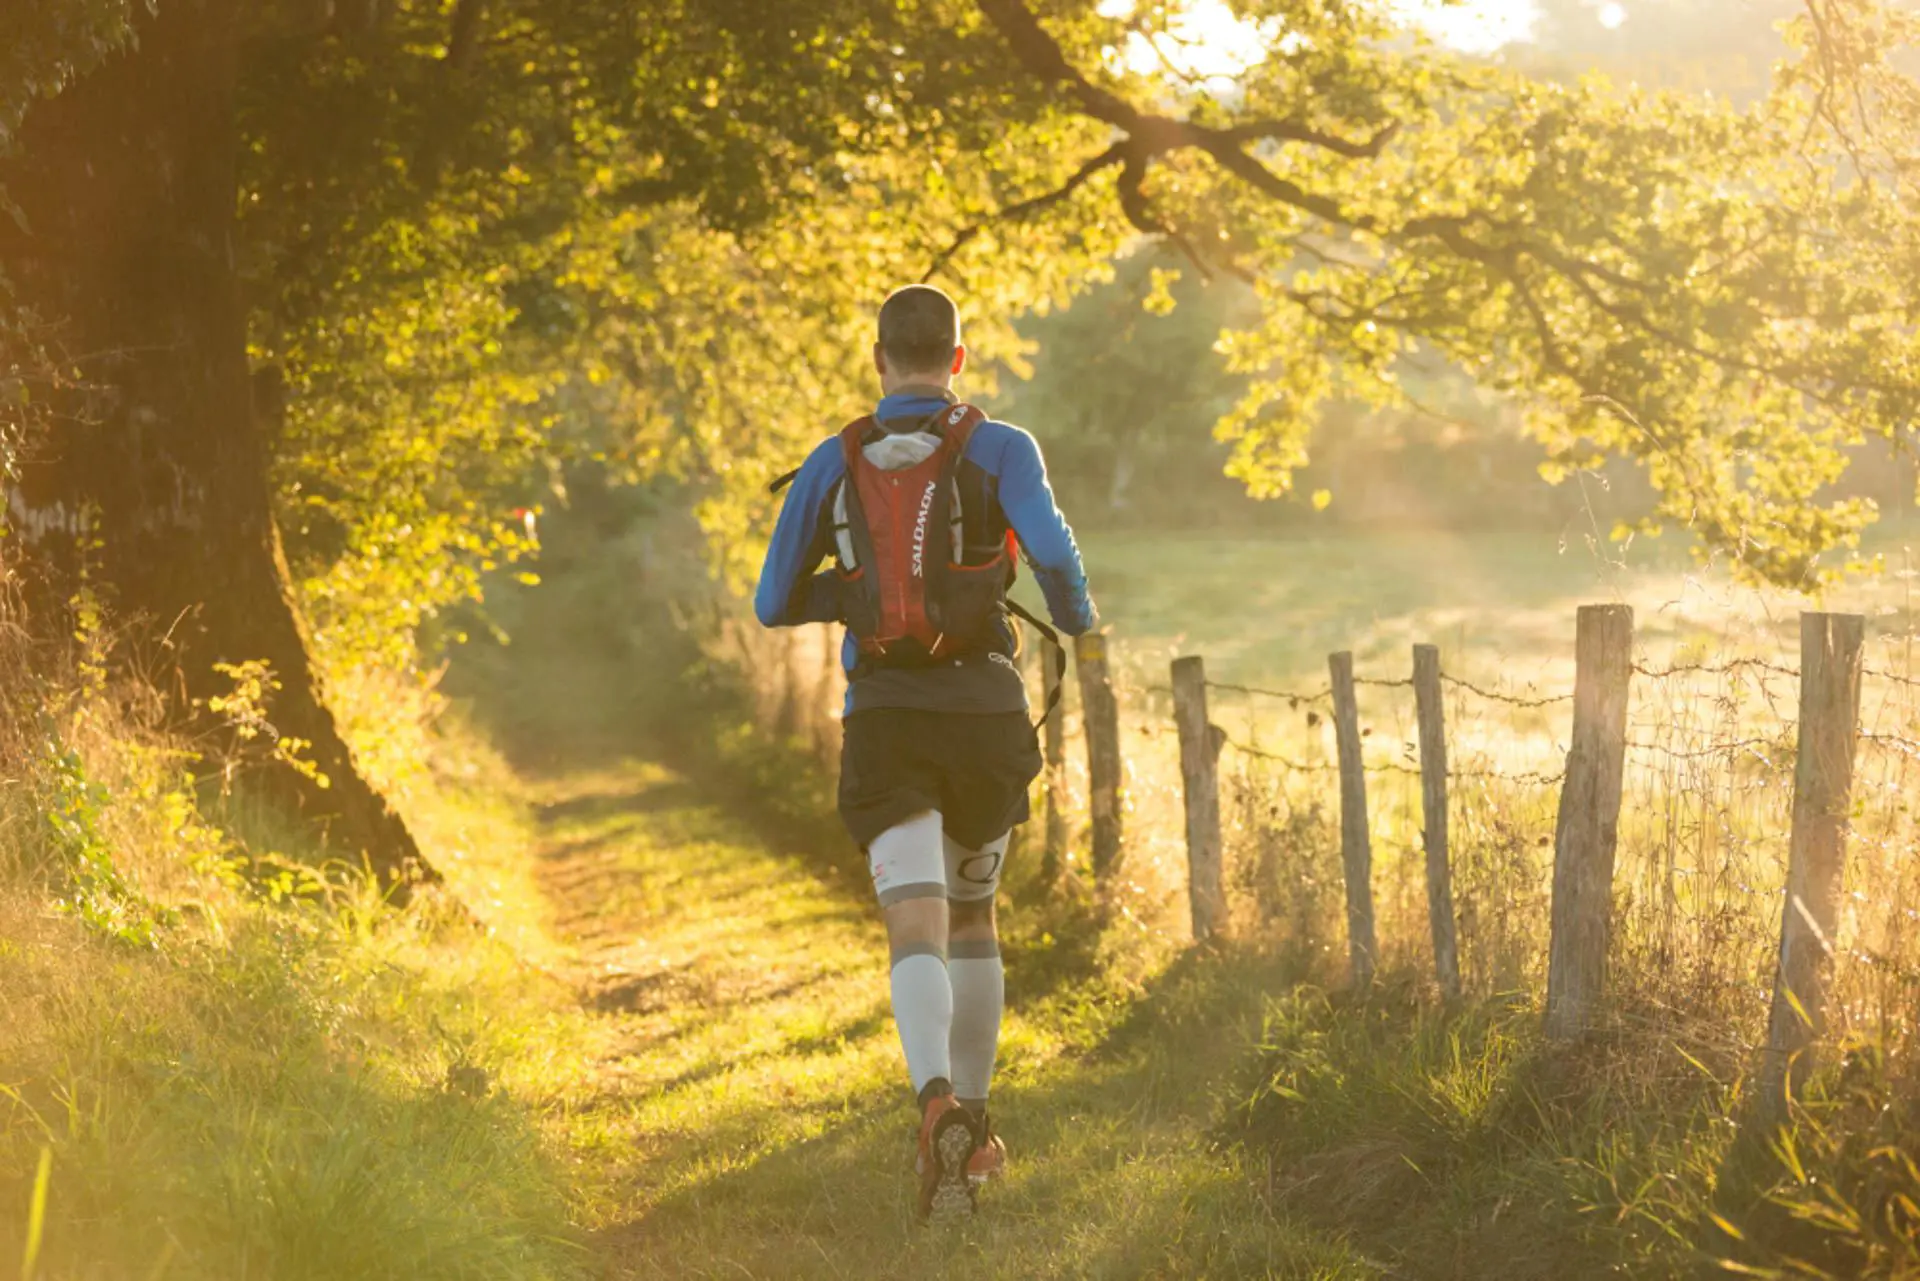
[776,629,804,738]
[1413,644,1460,1001]
[1172,656,1225,941]
[1076,632,1123,884]
[814,625,840,766]
[1544,604,1635,1041]
[1040,647,1069,887]
[1007,640,1037,870]
[1761,611,1865,1111]
[1328,651,1377,988]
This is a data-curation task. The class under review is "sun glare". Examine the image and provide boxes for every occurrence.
[1103,0,1280,81]
[1402,0,1540,51]
[1101,0,1541,69]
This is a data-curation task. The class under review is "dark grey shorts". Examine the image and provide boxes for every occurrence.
[837,709,1041,850]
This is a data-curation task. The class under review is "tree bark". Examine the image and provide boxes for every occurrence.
[2,0,431,888]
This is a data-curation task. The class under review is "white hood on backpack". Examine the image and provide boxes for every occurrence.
[831,432,965,571]
[860,431,942,471]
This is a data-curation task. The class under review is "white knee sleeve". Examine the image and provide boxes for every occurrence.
[869,811,947,907]
[944,830,1008,904]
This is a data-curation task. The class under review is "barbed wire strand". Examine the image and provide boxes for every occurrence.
[1219,734,1568,786]
[1204,680,1332,705]
[1632,657,1799,682]
[1861,731,1920,761]
[1440,673,1574,708]
[1626,736,1784,763]
[1218,737,1337,772]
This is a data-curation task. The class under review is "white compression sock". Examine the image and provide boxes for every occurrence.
[948,942,1004,1110]
[889,950,953,1094]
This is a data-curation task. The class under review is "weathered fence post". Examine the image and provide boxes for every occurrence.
[1328,651,1377,988]
[775,629,804,739]
[1172,656,1225,941]
[1544,604,1635,1040]
[1040,649,1069,887]
[754,625,784,733]
[1076,632,1123,884]
[1761,611,1865,1112]
[1413,644,1460,1001]
[814,625,840,766]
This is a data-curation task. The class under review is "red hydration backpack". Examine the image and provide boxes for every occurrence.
[833,403,1016,666]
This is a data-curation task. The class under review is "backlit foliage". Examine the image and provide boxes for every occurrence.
[233,0,1123,651]
[20,0,1920,652]
[962,0,1920,588]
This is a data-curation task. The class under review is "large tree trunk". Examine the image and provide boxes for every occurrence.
[1,0,431,888]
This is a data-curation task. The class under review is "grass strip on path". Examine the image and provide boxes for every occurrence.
[529,757,1376,1280]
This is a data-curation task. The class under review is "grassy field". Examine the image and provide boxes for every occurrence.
[0,627,1381,1279]
[1062,523,1920,689]
[1015,524,1920,983]
[11,512,1920,1279]
[1002,524,1920,1278]
[530,508,1920,1277]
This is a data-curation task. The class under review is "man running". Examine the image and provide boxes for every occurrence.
[754,284,1096,1223]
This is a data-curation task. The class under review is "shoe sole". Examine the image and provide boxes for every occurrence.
[926,1113,978,1225]
[967,1144,1013,1190]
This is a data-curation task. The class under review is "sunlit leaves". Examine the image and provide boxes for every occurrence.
[233,0,1126,659]
[214,0,1920,678]
[913,0,1920,587]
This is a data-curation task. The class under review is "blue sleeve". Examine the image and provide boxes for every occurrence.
[754,439,843,628]
[989,425,1097,636]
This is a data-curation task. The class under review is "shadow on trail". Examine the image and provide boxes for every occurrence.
[439,498,1355,1276]
[535,779,707,827]
[607,940,1316,1281]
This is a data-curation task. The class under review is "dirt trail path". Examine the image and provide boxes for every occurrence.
[522,755,1374,1280]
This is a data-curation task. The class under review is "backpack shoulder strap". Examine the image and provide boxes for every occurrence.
[931,403,986,455]
[835,416,883,589]
[769,420,877,495]
[930,405,988,502]
[838,416,878,467]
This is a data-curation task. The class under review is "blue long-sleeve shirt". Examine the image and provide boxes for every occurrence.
[754,388,1096,715]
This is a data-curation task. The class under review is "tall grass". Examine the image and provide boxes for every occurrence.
[0,590,593,1280]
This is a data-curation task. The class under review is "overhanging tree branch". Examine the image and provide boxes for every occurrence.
[1213,118,1401,159]
[964,0,1399,271]
[972,0,1906,415]
[922,142,1126,282]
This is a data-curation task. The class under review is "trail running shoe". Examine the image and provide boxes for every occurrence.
[968,1112,1006,1184]
[916,1092,978,1224]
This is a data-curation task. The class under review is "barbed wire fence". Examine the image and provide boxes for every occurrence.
[731,596,1920,1088]
[1059,604,1920,1087]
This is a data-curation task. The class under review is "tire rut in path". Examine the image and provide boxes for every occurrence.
[526,756,1372,1280]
